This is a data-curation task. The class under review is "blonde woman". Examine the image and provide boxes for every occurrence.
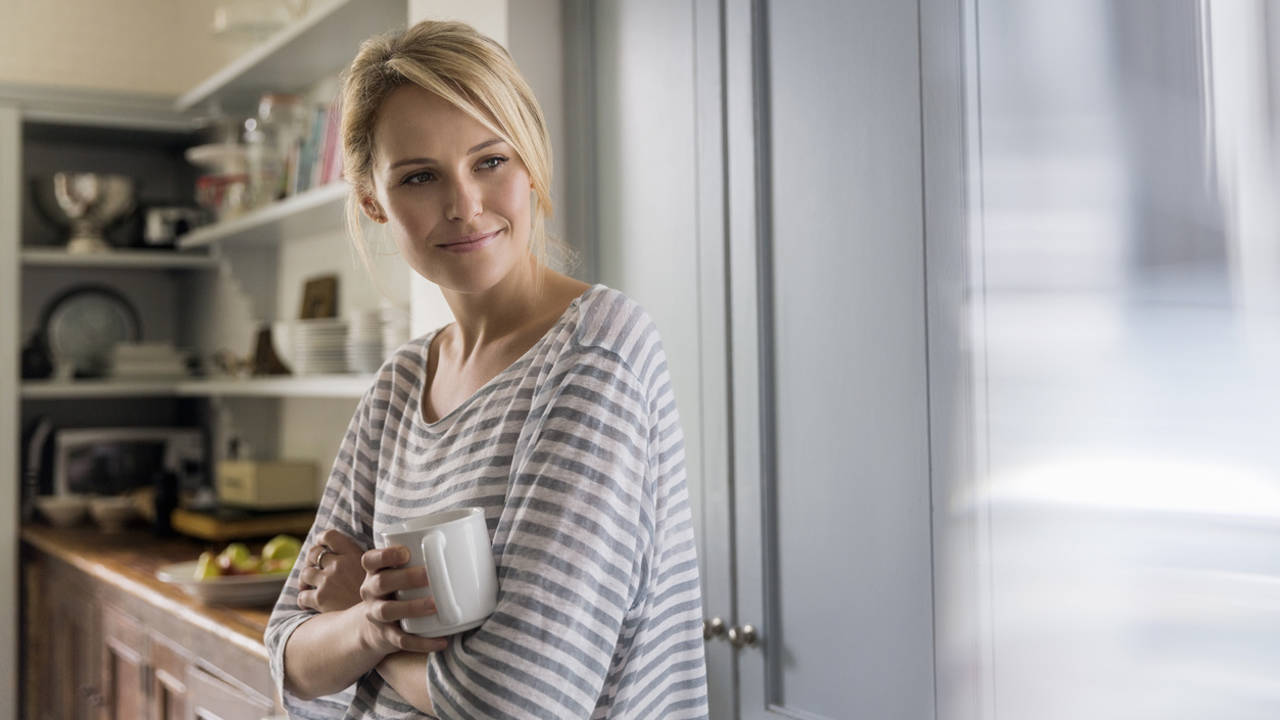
[264,19,710,719]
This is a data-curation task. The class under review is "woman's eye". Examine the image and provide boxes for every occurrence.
[478,156,508,172]
[403,171,435,185]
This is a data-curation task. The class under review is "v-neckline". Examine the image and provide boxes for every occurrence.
[415,284,601,430]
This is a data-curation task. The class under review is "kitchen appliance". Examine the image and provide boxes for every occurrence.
[53,427,204,498]
[143,206,210,246]
[215,459,317,510]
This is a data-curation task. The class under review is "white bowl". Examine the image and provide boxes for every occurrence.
[89,496,137,532]
[34,496,88,527]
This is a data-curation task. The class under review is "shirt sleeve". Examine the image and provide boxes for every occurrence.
[264,389,380,718]
[425,351,655,719]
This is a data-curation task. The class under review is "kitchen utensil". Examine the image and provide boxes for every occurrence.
[34,495,88,527]
[378,507,498,637]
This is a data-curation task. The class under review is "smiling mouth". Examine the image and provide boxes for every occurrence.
[438,230,500,248]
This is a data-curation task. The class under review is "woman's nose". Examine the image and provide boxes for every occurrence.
[445,178,482,221]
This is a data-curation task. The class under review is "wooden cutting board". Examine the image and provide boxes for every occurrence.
[171,508,316,542]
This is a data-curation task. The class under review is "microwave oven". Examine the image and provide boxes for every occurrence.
[53,427,204,497]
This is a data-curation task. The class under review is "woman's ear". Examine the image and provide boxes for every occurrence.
[360,195,387,224]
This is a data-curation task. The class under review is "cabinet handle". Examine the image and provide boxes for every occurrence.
[727,624,758,648]
[703,617,726,640]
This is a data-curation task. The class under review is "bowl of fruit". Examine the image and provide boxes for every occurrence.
[156,534,302,606]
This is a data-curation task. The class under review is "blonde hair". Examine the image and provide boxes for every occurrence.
[339,20,567,289]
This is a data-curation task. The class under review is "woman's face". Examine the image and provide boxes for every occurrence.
[365,84,532,293]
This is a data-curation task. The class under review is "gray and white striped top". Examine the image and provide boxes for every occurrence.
[265,284,710,719]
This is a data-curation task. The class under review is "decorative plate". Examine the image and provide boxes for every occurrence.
[42,285,141,377]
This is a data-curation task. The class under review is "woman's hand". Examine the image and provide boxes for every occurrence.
[297,529,365,613]
[354,545,450,655]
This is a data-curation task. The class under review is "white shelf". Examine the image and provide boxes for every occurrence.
[182,374,373,398]
[21,374,373,400]
[176,181,350,249]
[175,0,408,113]
[21,248,218,270]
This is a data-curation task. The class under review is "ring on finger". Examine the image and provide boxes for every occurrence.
[314,546,333,570]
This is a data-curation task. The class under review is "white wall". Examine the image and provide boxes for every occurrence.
[0,0,239,95]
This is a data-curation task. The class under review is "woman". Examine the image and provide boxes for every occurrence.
[264,19,710,719]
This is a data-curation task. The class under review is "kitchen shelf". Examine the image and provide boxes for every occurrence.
[21,248,218,270]
[21,374,373,400]
[175,0,408,113]
[176,181,349,250]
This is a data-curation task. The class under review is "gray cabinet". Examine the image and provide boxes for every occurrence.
[583,1,937,717]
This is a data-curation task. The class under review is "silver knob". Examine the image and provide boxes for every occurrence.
[727,624,758,648]
[703,617,726,640]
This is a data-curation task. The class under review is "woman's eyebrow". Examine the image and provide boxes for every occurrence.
[387,138,506,170]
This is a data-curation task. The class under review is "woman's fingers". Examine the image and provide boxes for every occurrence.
[298,565,320,588]
[366,595,438,624]
[297,588,317,612]
[364,565,429,598]
[386,628,449,654]
[317,528,363,555]
[361,546,410,573]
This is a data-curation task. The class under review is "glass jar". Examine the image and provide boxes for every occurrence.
[257,93,309,198]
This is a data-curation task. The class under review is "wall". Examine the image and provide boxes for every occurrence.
[0,0,241,96]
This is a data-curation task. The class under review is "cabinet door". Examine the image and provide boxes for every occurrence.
[185,665,274,720]
[101,606,149,720]
[724,0,935,718]
[31,562,104,720]
[150,635,190,720]
[58,588,104,719]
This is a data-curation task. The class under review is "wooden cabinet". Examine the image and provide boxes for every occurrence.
[151,635,191,720]
[102,605,150,720]
[24,546,104,719]
[21,533,282,720]
[186,666,275,720]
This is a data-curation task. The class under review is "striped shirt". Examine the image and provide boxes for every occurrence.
[265,284,710,719]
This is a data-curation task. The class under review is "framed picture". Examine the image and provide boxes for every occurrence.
[300,275,338,319]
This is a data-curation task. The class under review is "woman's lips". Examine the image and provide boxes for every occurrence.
[437,230,499,253]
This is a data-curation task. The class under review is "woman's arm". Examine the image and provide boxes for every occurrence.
[377,652,435,715]
[284,546,447,699]
[282,605,388,698]
[293,528,442,712]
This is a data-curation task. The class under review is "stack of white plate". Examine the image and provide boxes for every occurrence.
[108,342,189,379]
[291,318,348,375]
[346,310,385,374]
[381,303,411,355]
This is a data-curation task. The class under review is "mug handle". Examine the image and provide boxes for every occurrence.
[422,530,463,627]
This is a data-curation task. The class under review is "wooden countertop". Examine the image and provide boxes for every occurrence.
[20,524,276,662]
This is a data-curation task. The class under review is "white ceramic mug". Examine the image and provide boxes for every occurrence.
[378,507,498,637]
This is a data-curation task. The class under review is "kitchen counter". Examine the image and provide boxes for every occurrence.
[20,524,275,659]
[21,523,287,717]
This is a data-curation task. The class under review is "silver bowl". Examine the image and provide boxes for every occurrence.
[39,173,136,253]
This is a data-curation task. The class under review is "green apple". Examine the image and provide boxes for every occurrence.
[217,542,260,575]
[194,551,221,580]
[263,558,294,575]
[261,534,302,562]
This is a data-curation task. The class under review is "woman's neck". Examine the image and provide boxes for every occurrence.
[439,257,551,361]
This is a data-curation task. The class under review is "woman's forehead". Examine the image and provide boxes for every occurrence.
[373,85,500,163]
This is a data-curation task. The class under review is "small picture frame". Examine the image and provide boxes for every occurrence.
[300,275,338,319]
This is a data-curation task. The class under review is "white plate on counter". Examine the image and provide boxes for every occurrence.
[156,561,287,606]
